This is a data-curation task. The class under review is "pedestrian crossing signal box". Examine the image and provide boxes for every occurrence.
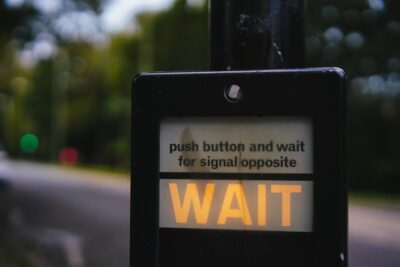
[131,68,347,267]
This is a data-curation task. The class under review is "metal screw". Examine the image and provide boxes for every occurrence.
[225,84,242,102]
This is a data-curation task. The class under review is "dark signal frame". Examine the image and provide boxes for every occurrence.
[131,68,347,267]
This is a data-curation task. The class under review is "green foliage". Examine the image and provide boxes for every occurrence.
[22,60,53,156]
[0,0,400,192]
[0,1,36,37]
[138,0,209,71]
[348,91,400,193]
[306,0,400,193]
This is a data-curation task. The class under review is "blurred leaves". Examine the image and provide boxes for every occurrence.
[0,1,36,37]
[0,0,400,192]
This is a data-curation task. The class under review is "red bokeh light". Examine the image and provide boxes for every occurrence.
[59,148,79,165]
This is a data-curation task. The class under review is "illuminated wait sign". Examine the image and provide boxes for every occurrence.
[160,179,313,232]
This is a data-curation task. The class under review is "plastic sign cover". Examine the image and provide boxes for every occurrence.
[160,117,313,174]
[159,117,314,232]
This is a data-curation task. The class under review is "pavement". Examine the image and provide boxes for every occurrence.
[5,161,130,267]
[1,160,399,267]
[349,204,400,267]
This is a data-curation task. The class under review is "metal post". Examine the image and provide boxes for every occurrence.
[210,0,305,70]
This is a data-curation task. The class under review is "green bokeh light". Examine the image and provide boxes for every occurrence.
[20,133,39,153]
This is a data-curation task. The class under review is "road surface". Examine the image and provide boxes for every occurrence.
[349,204,400,267]
[7,161,130,267]
[2,161,400,266]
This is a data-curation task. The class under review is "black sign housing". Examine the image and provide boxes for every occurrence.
[131,68,347,267]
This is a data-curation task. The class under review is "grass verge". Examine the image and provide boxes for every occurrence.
[349,191,400,206]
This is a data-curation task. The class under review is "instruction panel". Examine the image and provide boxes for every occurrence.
[160,117,313,174]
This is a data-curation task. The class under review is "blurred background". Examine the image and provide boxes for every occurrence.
[0,0,399,266]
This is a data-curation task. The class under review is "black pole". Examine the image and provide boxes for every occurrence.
[210,0,305,70]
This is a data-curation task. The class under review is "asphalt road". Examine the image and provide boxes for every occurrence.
[3,161,400,267]
[7,161,130,267]
[349,204,400,267]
